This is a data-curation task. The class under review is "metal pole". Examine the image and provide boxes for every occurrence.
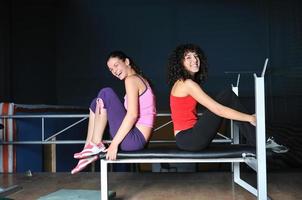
[254,73,267,200]
[101,159,108,200]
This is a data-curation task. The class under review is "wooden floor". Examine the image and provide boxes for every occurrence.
[1,171,302,200]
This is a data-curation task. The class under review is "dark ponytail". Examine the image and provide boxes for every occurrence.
[107,51,142,75]
[107,50,154,89]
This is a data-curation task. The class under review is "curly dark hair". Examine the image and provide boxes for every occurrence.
[167,44,208,87]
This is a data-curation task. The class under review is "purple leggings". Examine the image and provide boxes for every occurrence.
[90,87,147,151]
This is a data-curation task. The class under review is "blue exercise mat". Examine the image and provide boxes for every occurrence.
[38,189,116,200]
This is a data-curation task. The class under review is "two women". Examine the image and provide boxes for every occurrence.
[72,44,287,174]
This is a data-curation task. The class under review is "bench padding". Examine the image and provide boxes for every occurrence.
[99,144,256,159]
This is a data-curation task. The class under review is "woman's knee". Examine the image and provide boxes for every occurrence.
[97,87,115,98]
[220,88,234,96]
[215,88,236,104]
[89,87,115,113]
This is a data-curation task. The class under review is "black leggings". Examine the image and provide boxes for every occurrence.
[175,88,256,151]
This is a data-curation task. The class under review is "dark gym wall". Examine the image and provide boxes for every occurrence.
[0,0,302,127]
[55,0,268,107]
[0,0,12,101]
[266,1,302,125]
[0,0,57,104]
[14,0,57,104]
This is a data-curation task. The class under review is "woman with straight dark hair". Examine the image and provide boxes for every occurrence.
[71,51,156,174]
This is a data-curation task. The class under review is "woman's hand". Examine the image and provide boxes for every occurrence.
[104,142,119,160]
[250,114,256,126]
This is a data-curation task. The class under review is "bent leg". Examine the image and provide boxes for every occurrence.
[119,127,146,151]
[92,87,126,139]
[177,88,256,151]
[92,87,146,151]
[179,89,237,150]
[191,109,224,150]
[83,109,99,146]
[214,88,256,145]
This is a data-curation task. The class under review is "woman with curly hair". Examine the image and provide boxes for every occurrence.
[167,44,288,152]
[71,51,156,174]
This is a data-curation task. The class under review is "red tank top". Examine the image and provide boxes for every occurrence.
[170,95,197,131]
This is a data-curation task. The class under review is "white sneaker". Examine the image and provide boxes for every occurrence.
[74,141,106,159]
[266,137,289,153]
[71,155,98,174]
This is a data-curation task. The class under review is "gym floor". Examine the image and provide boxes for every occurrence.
[1,171,302,200]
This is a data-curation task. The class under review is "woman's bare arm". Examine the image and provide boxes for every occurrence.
[184,79,255,124]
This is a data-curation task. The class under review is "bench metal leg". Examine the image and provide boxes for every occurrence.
[101,159,108,200]
[255,76,268,200]
[231,121,240,173]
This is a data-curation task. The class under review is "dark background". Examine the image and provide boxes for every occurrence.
[0,0,301,168]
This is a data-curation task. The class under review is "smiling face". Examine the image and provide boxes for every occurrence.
[182,51,200,75]
[107,57,131,80]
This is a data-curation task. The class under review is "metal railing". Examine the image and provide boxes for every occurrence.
[0,113,232,145]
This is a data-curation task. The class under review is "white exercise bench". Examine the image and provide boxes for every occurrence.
[99,59,270,200]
